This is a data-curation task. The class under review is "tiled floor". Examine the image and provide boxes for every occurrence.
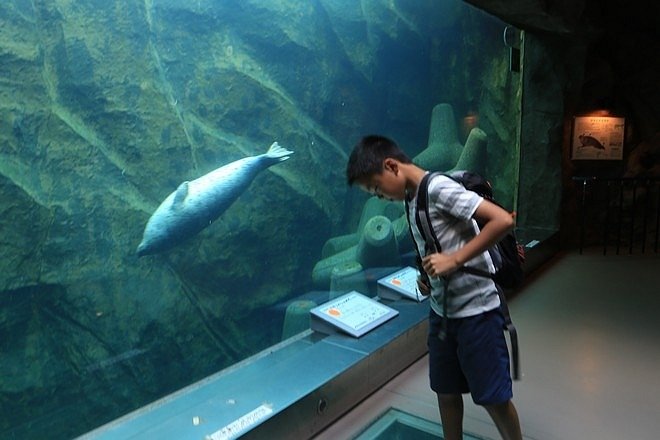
[313,251,660,440]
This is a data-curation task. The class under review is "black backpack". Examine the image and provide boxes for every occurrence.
[406,170,523,380]
[438,171,525,289]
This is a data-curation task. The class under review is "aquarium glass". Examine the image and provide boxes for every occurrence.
[514,32,563,246]
[0,0,530,438]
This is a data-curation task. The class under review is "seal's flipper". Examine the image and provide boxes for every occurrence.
[172,181,189,208]
[264,141,293,162]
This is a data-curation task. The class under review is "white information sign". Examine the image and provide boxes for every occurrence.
[572,116,625,160]
[310,291,398,338]
[377,266,427,302]
[206,404,273,440]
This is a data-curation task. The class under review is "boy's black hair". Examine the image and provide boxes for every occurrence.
[346,135,412,186]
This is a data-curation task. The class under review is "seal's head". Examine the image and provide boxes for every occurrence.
[136,240,151,257]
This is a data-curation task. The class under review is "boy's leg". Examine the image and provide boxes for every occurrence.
[427,311,469,439]
[437,393,463,440]
[484,400,522,440]
[455,308,522,439]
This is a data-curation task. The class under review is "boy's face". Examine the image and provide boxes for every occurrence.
[357,159,406,201]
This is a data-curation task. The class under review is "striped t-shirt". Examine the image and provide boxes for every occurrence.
[407,174,500,318]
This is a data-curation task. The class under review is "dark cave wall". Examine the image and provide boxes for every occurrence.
[467,0,660,247]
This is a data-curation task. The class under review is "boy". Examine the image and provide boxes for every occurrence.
[346,135,522,440]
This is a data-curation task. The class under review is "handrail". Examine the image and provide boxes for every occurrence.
[572,176,660,182]
[572,176,660,255]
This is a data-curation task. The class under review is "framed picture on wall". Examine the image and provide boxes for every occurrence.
[571,116,625,160]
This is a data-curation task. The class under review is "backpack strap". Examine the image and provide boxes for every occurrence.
[408,172,450,339]
[415,172,442,254]
[497,286,521,381]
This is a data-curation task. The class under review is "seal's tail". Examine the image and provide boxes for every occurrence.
[264,141,293,163]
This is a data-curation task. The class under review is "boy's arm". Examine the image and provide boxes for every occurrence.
[421,199,514,278]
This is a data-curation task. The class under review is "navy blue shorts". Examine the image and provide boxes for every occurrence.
[427,308,512,405]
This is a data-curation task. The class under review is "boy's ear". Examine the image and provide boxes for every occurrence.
[383,158,399,174]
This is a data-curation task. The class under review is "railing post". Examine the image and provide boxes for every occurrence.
[579,178,587,254]
[630,180,637,254]
[603,181,611,255]
[655,182,660,253]
[641,179,649,254]
[616,180,624,255]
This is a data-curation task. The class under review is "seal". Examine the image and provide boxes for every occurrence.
[137,141,293,256]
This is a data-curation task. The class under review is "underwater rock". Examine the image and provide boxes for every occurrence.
[356,215,400,268]
[413,103,465,171]
[311,213,412,288]
[312,245,359,287]
[329,261,369,299]
[321,232,360,259]
[281,299,317,340]
[321,197,404,258]
[454,127,489,177]
[312,197,410,288]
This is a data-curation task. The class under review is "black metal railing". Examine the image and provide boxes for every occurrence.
[573,176,660,254]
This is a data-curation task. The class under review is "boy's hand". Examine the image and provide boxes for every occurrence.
[421,252,460,278]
